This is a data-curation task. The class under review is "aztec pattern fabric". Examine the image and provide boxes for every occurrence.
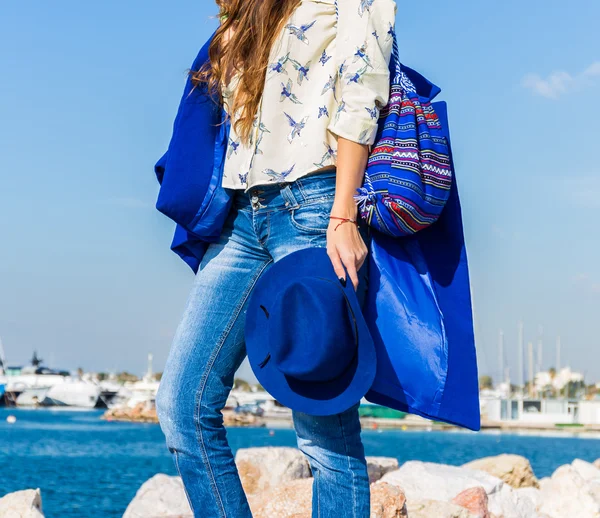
[352,23,453,237]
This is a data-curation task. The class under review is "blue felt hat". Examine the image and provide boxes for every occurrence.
[245,248,376,416]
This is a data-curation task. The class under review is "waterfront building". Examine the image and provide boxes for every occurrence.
[481,396,600,426]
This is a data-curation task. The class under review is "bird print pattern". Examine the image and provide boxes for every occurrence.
[264,164,296,183]
[314,142,338,169]
[319,49,332,66]
[221,0,397,190]
[280,79,303,104]
[285,20,317,45]
[288,58,311,85]
[284,112,309,143]
[254,122,271,156]
[358,0,376,17]
[227,137,240,159]
[268,52,291,75]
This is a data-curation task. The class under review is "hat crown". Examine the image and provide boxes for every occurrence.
[268,278,357,383]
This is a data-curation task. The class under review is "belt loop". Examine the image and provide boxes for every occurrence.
[280,183,300,209]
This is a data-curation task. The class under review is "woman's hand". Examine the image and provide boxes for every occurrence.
[327,211,368,291]
[326,136,370,290]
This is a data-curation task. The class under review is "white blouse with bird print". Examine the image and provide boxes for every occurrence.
[221,0,397,190]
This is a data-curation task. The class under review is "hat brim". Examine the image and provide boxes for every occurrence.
[245,248,376,416]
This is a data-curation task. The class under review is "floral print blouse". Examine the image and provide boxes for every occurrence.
[221,0,397,190]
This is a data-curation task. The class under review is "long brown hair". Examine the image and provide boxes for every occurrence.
[191,0,301,145]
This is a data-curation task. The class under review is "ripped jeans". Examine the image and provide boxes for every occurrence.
[156,170,371,517]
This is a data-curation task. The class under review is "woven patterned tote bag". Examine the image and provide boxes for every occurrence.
[334,1,453,237]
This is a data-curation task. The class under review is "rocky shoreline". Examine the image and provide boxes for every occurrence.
[3,449,600,517]
[102,403,259,427]
[101,404,600,435]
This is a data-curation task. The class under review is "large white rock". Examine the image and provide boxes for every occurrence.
[123,474,192,518]
[514,487,543,510]
[538,464,600,518]
[463,454,539,488]
[379,461,538,518]
[379,462,503,502]
[235,447,311,495]
[249,478,313,518]
[0,489,44,518]
[366,457,400,484]
[491,484,538,518]
[572,459,600,482]
[406,499,477,518]
[250,479,408,518]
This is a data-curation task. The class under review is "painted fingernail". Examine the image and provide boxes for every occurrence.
[339,277,347,287]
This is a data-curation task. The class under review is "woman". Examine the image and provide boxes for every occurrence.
[156,0,398,516]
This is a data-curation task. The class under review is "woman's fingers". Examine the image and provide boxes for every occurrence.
[327,246,347,285]
[356,247,367,272]
[341,252,360,291]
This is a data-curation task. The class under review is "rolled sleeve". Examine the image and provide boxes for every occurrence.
[327,0,397,146]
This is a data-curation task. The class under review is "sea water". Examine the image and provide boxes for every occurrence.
[1,408,599,517]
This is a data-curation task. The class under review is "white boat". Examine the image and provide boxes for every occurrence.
[122,354,160,408]
[44,380,101,408]
[15,387,50,406]
[226,389,292,418]
[5,368,69,392]
[1,349,99,408]
[97,380,131,408]
[2,351,70,396]
[124,380,160,408]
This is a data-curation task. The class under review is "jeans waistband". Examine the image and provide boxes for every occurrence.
[234,169,337,212]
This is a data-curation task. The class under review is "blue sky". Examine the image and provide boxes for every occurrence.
[1,1,599,384]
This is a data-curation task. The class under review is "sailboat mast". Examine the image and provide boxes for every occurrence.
[537,325,543,375]
[498,330,504,385]
[147,353,153,380]
[528,341,534,398]
[518,321,524,394]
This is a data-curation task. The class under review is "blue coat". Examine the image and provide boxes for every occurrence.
[154,32,480,431]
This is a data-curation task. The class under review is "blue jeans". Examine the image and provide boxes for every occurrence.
[156,170,370,517]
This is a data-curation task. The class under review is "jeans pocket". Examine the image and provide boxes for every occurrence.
[289,198,334,234]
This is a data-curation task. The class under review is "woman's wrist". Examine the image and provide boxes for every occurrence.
[331,198,358,220]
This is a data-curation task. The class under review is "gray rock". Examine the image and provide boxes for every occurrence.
[491,484,538,518]
[366,456,400,483]
[249,479,408,518]
[406,499,477,518]
[463,454,539,489]
[122,474,192,518]
[572,459,600,482]
[369,482,408,518]
[514,487,542,510]
[379,461,503,502]
[379,461,538,518]
[0,489,44,518]
[451,486,490,518]
[538,464,600,518]
[538,477,551,490]
[249,478,313,518]
[235,447,311,495]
